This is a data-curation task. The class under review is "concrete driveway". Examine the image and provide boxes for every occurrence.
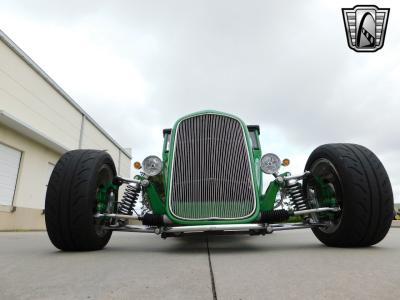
[0,229,399,300]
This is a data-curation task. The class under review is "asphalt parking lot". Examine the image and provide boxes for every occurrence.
[0,228,399,300]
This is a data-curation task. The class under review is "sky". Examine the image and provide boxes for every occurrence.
[1,0,399,201]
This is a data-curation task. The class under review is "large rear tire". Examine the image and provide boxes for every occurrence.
[45,150,116,251]
[305,143,393,247]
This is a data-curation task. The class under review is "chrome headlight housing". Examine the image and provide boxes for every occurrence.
[142,155,162,176]
[260,153,281,174]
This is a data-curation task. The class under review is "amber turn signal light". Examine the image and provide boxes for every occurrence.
[133,161,142,169]
[282,158,290,166]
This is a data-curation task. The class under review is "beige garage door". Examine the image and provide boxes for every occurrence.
[0,143,22,206]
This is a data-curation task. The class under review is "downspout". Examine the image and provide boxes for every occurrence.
[78,114,85,149]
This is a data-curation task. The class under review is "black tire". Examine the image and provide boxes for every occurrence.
[305,143,393,247]
[45,150,116,251]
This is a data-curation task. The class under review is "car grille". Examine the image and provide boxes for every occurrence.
[169,113,256,220]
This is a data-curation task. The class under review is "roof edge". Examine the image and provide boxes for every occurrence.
[0,110,69,154]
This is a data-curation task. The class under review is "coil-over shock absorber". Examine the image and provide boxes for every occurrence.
[118,183,140,215]
[286,178,308,211]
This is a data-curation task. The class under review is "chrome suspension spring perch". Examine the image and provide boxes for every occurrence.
[118,183,140,215]
[286,178,308,211]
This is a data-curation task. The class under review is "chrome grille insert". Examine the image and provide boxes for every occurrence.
[168,113,256,220]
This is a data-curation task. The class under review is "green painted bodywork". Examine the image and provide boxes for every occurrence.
[145,110,280,225]
[313,176,338,221]
[260,181,279,211]
[259,172,291,211]
[314,176,337,207]
[96,182,118,213]
[136,175,166,215]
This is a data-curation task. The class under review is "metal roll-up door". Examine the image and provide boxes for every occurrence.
[0,143,22,206]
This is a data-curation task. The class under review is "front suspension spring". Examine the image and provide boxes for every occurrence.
[118,183,140,215]
[287,180,308,211]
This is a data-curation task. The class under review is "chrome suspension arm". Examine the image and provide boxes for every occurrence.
[103,220,329,235]
[113,176,149,187]
[292,207,340,215]
[94,213,140,220]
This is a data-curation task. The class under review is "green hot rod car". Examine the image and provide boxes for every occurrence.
[45,111,394,251]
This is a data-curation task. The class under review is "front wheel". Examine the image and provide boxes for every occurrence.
[45,150,116,251]
[305,143,393,247]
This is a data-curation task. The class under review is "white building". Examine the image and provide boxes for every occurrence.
[0,30,131,230]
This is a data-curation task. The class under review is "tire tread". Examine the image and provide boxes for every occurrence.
[306,143,393,247]
[45,150,115,251]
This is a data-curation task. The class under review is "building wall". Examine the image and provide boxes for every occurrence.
[0,33,131,230]
[0,124,131,230]
[0,37,131,173]
[81,119,121,171]
[0,125,59,230]
[0,42,81,150]
[119,152,132,178]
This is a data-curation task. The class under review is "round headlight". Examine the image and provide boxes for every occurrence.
[260,153,281,174]
[142,155,162,176]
